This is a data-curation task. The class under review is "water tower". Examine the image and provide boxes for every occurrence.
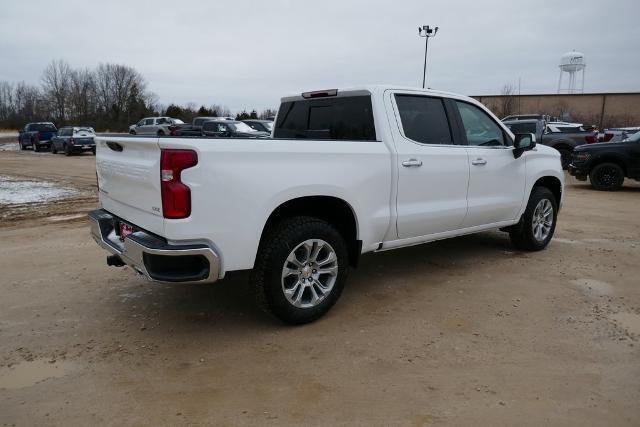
[557,51,586,94]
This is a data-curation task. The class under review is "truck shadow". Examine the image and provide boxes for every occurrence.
[109,231,516,334]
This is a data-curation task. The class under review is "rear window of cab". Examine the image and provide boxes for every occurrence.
[274,96,376,141]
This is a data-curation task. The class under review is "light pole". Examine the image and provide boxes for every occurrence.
[418,25,439,88]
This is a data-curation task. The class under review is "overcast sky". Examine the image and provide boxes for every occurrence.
[1,0,638,111]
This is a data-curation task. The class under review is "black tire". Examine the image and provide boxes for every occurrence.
[19,139,27,150]
[32,141,39,152]
[157,130,165,136]
[251,216,349,325]
[51,143,57,154]
[91,147,96,155]
[509,187,558,251]
[64,144,72,156]
[556,147,572,170]
[589,162,624,191]
[129,130,136,135]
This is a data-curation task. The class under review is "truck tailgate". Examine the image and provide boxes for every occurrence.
[95,136,164,235]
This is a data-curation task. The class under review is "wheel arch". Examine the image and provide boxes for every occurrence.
[533,175,562,207]
[590,155,628,175]
[259,196,361,267]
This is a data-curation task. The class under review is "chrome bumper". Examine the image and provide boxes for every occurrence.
[89,209,220,284]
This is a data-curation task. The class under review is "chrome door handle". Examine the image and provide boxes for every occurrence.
[402,159,423,167]
[471,158,487,166]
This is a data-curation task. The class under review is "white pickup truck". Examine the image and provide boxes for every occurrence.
[90,86,564,324]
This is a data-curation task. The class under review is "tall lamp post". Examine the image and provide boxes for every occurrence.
[418,25,439,88]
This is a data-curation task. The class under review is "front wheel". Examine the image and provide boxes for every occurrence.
[251,216,349,324]
[589,162,624,191]
[32,141,39,152]
[64,144,72,156]
[509,187,558,251]
[51,143,58,154]
[129,130,136,135]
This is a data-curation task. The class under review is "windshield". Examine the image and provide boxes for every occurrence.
[31,123,57,132]
[625,131,640,142]
[229,122,257,133]
[73,127,95,134]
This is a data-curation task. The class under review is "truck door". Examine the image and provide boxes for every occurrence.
[451,100,526,227]
[388,92,470,239]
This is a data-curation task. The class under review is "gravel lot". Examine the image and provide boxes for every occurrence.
[1,146,639,426]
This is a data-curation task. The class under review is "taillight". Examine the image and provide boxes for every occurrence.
[160,149,198,219]
[602,133,614,142]
[585,134,597,144]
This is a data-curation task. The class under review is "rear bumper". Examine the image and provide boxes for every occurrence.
[69,143,95,152]
[89,209,220,284]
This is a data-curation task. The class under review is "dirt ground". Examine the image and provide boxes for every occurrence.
[1,146,639,426]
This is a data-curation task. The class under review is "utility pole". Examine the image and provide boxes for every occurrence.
[418,25,439,88]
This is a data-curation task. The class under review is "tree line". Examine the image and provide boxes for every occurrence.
[0,60,277,131]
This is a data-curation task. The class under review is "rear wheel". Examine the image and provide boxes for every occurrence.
[251,216,349,324]
[64,144,72,156]
[129,130,136,135]
[509,187,557,251]
[32,140,39,152]
[157,130,165,136]
[589,162,624,191]
[20,139,27,150]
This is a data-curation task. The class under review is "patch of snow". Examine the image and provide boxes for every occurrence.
[0,175,77,204]
[0,143,19,151]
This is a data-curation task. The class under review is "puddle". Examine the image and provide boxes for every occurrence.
[0,359,76,389]
[0,175,77,204]
[570,278,614,296]
[611,312,640,336]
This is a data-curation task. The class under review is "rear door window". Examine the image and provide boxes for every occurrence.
[394,95,453,145]
[274,95,376,141]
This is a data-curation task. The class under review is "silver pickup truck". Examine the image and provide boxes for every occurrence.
[503,119,597,168]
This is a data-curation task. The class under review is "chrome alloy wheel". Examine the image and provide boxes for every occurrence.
[281,239,338,309]
[532,199,553,242]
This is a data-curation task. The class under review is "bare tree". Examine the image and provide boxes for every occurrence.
[42,60,72,124]
[499,84,517,118]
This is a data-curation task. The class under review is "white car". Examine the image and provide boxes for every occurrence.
[91,85,564,324]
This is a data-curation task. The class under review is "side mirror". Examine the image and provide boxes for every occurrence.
[513,133,536,159]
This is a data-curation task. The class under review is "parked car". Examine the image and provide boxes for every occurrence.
[201,120,270,138]
[18,122,58,152]
[242,119,274,133]
[172,116,237,136]
[50,126,96,155]
[598,127,640,143]
[90,85,564,324]
[569,130,640,191]
[502,114,553,122]
[128,117,184,136]
[503,119,597,168]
